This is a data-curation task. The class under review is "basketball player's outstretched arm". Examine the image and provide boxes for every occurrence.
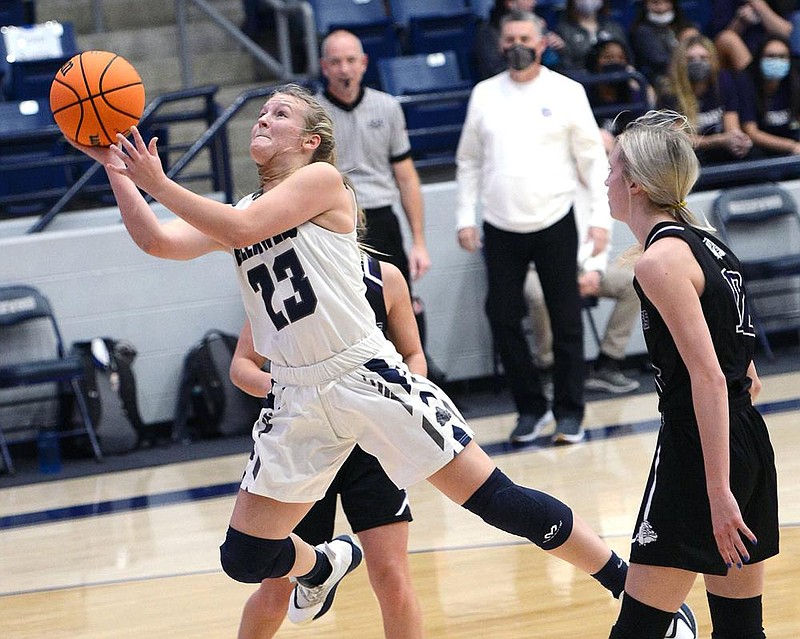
[68,136,222,260]
[107,128,353,247]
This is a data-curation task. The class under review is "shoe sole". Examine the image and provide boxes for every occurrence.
[510,411,555,443]
[584,379,640,394]
[552,430,585,445]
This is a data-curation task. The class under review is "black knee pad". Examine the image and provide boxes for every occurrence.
[219,527,296,583]
[609,594,675,639]
[707,592,765,639]
[462,468,574,550]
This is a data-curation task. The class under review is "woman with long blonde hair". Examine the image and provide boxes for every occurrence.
[660,34,753,163]
[606,109,778,638]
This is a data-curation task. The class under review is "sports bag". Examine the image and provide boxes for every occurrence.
[71,337,146,454]
[172,329,263,441]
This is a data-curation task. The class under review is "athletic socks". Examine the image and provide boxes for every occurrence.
[296,548,332,587]
[707,592,765,638]
[592,550,627,599]
[609,593,674,638]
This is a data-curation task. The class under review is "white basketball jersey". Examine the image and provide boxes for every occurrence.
[231,189,378,368]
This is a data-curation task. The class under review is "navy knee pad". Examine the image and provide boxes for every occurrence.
[219,527,296,583]
[462,468,573,550]
[707,592,765,639]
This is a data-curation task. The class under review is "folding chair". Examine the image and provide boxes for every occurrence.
[711,183,800,359]
[0,284,102,474]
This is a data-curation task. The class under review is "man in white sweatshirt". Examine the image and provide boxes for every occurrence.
[455,9,612,444]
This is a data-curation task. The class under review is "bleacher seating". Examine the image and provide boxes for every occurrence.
[378,51,471,167]
[0,21,78,101]
[0,0,27,28]
[468,0,493,20]
[389,0,478,82]
[790,10,800,57]
[0,98,69,217]
[307,0,398,89]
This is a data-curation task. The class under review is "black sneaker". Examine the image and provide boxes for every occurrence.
[552,416,585,444]
[585,366,640,394]
[509,410,554,443]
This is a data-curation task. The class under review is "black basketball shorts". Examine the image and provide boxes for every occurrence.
[294,445,412,546]
[629,404,779,575]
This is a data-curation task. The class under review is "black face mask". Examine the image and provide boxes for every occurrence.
[686,59,712,82]
[598,62,627,74]
[504,44,537,71]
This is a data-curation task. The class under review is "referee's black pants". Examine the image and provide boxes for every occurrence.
[362,205,410,287]
[483,213,586,421]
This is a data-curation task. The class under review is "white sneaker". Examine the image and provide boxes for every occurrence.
[287,534,362,625]
[665,603,697,638]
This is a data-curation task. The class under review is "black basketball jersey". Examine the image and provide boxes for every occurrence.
[634,221,756,415]
[361,253,388,336]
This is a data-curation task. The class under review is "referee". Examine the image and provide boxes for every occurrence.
[316,29,431,286]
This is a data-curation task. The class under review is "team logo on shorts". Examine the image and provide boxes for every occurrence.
[633,520,658,546]
[435,406,452,427]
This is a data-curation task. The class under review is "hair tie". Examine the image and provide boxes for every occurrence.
[674,200,687,209]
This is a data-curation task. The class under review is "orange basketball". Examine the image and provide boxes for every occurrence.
[49,50,145,147]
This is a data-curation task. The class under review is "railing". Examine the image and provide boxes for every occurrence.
[0,84,228,233]
[3,81,319,234]
[174,0,318,87]
[86,0,318,84]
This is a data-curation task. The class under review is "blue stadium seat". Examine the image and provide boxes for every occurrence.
[0,21,77,100]
[534,0,566,28]
[378,50,470,94]
[680,0,711,34]
[0,98,70,217]
[378,51,471,166]
[388,0,469,26]
[308,0,399,89]
[467,0,493,20]
[389,0,477,82]
[308,0,389,34]
[0,0,26,28]
[790,10,800,57]
[607,0,637,31]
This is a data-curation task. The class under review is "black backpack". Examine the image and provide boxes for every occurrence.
[71,338,146,455]
[172,329,263,442]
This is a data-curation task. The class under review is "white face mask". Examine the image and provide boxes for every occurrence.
[647,10,675,26]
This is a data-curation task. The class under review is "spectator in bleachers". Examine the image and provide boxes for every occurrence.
[658,34,754,164]
[473,0,565,79]
[739,36,800,156]
[629,0,700,92]
[456,10,612,444]
[554,0,629,74]
[710,0,794,71]
[584,35,656,151]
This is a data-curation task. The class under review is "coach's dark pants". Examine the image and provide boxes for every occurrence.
[482,213,585,421]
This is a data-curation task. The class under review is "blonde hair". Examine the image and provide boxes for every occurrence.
[665,34,720,125]
[617,109,713,230]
